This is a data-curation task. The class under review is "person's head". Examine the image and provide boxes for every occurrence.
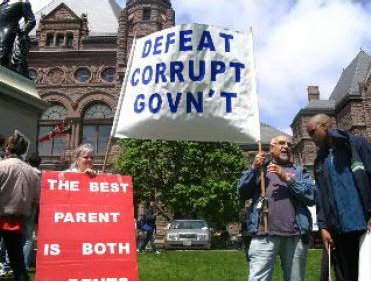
[269,135,292,165]
[26,153,41,168]
[244,199,252,209]
[148,197,156,207]
[306,114,332,146]
[4,132,28,157]
[73,144,94,172]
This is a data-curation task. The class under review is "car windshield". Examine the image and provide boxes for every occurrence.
[170,220,208,229]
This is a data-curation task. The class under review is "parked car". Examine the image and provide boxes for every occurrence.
[164,219,211,250]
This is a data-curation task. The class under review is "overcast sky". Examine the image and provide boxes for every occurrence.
[29,0,371,134]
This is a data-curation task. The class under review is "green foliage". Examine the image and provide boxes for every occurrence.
[114,139,248,227]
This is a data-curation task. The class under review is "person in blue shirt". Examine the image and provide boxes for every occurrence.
[237,135,315,281]
[307,113,371,281]
[137,200,159,254]
[137,198,169,255]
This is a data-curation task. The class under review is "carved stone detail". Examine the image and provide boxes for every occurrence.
[54,8,77,20]
[45,67,65,85]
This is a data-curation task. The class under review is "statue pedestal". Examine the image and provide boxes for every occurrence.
[0,66,49,155]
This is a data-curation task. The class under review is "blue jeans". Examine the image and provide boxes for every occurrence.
[248,235,308,281]
[138,230,157,252]
[22,212,35,271]
[0,239,10,271]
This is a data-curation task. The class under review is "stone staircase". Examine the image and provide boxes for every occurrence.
[155,217,170,247]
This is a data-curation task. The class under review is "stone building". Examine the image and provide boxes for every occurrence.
[29,0,175,170]
[29,0,287,170]
[291,50,371,172]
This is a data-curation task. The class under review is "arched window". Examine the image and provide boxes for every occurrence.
[46,33,54,47]
[82,103,113,154]
[66,32,74,48]
[56,34,64,46]
[143,8,151,20]
[38,104,67,156]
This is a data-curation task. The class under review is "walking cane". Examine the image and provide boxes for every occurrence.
[328,242,331,282]
[258,142,268,233]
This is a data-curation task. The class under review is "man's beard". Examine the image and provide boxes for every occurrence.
[276,153,290,164]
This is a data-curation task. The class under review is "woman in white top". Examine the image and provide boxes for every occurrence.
[68,144,97,177]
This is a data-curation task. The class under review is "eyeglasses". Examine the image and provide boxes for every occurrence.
[270,140,292,148]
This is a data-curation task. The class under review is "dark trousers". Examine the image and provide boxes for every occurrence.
[329,231,363,281]
[242,235,252,262]
[320,246,344,281]
[1,231,28,281]
[138,230,157,252]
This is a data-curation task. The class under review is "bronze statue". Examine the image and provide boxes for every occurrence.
[0,0,36,77]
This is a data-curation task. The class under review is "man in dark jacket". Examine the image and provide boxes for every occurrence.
[307,114,371,281]
[137,199,169,254]
[137,200,159,254]
[237,135,315,281]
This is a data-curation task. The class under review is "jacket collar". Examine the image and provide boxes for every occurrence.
[317,129,351,158]
[328,128,350,140]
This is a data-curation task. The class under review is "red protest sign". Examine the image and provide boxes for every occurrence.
[35,171,138,281]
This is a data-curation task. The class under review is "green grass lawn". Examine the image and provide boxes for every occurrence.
[3,249,322,280]
[138,249,323,280]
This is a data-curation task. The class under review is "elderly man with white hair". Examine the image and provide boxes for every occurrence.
[237,135,315,281]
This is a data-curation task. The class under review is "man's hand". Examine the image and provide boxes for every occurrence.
[320,229,333,252]
[252,152,267,170]
[267,163,292,182]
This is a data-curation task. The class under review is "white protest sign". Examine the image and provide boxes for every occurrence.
[112,23,260,143]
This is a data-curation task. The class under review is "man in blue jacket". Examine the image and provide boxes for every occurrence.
[307,114,371,281]
[237,135,315,281]
[137,199,160,254]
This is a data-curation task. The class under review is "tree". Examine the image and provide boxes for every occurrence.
[114,139,248,228]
